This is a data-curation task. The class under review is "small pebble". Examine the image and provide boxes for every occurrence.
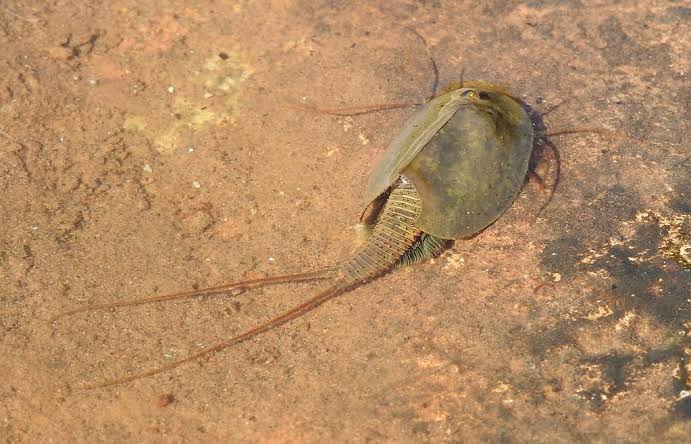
[47,46,72,61]
[142,164,153,173]
[184,211,213,232]
[153,393,176,408]
[192,181,201,189]
[167,85,175,93]
[680,243,691,264]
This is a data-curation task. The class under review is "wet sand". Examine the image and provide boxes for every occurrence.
[1,1,689,441]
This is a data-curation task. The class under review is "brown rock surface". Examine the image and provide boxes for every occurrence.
[1,1,689,441]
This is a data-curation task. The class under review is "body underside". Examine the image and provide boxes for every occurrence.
[339,178,448,287]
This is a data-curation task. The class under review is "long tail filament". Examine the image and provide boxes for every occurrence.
[80,283,348,389]
[49,269,334,323]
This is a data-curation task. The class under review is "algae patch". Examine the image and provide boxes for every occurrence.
[636,211,691,269]
[124,52,253,152]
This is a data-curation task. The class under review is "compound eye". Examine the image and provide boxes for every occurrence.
[478,91,490,100]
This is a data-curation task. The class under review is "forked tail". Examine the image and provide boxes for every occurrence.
[64,181,425,388]
[80,282,350,389]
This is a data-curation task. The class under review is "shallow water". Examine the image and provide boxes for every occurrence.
[1,1,689,441]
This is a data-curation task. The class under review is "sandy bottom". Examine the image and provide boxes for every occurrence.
[1,1,689,441]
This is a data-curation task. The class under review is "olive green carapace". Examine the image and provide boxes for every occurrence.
[365,86,534,239]
[52,81,535,388]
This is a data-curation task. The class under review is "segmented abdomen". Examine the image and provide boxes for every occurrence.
[339,180,423,286]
